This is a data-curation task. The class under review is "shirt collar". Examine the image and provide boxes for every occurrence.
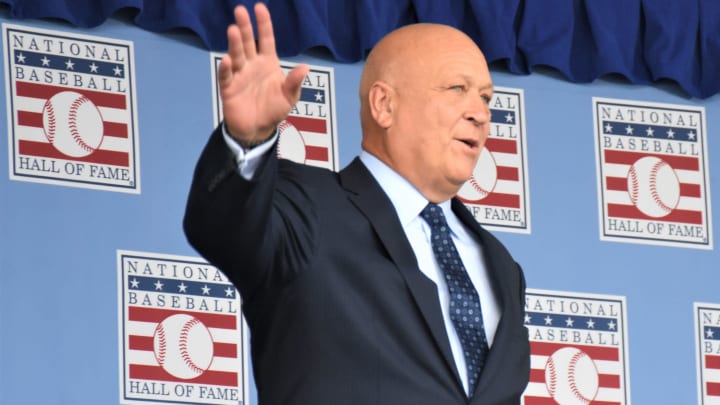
[359,151,455,229]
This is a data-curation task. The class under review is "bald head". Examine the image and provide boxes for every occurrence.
[358,23,493,202]
[359,23,489,139]
[360,23,482,108]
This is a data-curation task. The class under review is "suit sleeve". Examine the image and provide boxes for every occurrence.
[183,125,316,302]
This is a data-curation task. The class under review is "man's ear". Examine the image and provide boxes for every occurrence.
[368,81,394,129]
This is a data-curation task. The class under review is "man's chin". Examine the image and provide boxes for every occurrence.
[449,177,472,193]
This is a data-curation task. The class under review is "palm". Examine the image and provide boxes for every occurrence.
[219,4,308,142]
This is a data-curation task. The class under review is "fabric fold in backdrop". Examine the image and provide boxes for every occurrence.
[2,0,718,98]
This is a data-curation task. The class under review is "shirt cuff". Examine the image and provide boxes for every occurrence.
[222,123,278,179]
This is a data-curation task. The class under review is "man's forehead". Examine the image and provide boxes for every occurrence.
[427,63,492,84]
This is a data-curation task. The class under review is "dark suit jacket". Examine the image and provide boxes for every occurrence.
[184,127,530,405]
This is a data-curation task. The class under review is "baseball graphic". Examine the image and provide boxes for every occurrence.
[277,120,306,163]
[153,314,214,379]
[457,146,497,202]
[545,347,599,405]
[42,91,104,158]
[626,156,680,218]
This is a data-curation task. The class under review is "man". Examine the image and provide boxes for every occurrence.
[184,3,530,404]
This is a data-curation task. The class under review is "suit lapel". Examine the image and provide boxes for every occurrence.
[340,158,462,388]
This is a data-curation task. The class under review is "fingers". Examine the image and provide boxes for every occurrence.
[254,3,276,56]
[284,64,310,103]
[217,55,232,89]
[237,5,257,60]
[227,7,247,73]
[227,4,277,72]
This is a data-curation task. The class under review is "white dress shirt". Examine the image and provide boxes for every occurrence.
[223,126,279,178]
[359,151,500,396]
[224,128,500,395]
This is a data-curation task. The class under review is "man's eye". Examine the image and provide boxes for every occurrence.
[481,94,492,103]
[449,85,466,91]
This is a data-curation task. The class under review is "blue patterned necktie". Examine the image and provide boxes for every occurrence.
[420,203,489,395]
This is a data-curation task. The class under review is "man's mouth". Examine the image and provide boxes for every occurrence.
[457,138,479,149]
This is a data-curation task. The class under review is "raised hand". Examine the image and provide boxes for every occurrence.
[218,3,309,145]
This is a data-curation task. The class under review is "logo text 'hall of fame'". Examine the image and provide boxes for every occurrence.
[118,251,248,405]
[522,289,631,405]
[696,303,720,405]
[458,87,531,234]
[593,97,712,249]
[211,54,339,171]
[3,23,140,193]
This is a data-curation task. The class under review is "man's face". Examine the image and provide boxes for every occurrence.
[386,40,493,201]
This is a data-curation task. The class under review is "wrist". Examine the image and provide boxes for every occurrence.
[224,123,276,151]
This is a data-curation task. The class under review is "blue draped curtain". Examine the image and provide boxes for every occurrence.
[2,0,718,98]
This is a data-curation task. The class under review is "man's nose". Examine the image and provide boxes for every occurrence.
[464,100,491,126]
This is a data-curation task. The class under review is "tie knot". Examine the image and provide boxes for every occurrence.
[420,203,449,231]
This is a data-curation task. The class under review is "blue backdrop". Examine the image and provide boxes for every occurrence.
[1,2,719,404]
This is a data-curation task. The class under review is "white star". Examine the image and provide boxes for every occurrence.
[201,285,211,295]
[688,131,696,140]
[16,52,26,63]
[41,56,50,66]
[646,127,655,137]
[314,91,323,102]
[113,66,123,76]
[154,280,164,291]
[130,278,140,288]
[225,287,235,297]
[544,315,553,325]
[505,113,514,123]
[89,62,99,73]
[65,59,75,70]
[707,328,715,339]
[524,314,531,324]
[178,282,188,293]
[565,317,575,327]
[625,125,634,135]
[608,320,616,330]
[604,123,613,133]
[667,128,675,138]
[586,319,595,329]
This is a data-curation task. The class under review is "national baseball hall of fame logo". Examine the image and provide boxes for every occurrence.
[118,251,248,405]
[211,54,340,171]
[3,24,140,193]
[696,303,720,404]
[457,87,531,233]
[593,97,712,249]
[522,289,630,405]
